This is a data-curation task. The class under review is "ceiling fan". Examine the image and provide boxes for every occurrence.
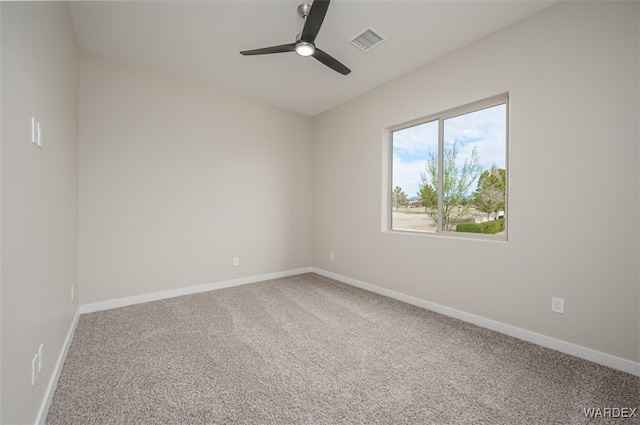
[240,0,351,75]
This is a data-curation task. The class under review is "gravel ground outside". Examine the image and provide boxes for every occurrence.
[391,206,496,232]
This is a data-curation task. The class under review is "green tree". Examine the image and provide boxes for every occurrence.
[419,140,482,230]
[418,184,437,211]
[474,165,505,218]
[392,186,408,211]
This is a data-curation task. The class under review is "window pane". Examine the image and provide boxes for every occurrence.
[388,96,507,238]
[391,120,438,232]
[442,104,506,232]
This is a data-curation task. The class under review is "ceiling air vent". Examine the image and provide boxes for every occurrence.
[349,27,386,52]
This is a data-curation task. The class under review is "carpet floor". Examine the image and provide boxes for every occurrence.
[46,273,639,424]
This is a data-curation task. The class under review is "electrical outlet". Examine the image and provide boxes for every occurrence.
[551,297,564,314]
[233,257,239,266]
[330,252,335,261]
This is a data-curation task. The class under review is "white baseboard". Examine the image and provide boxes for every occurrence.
[312,268,640,377]
[35,308,81,425]
[79,267,313,314]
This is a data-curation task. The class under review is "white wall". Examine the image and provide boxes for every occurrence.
[312,1,639,363]
[78,54,313,304]
[1,3,79,424]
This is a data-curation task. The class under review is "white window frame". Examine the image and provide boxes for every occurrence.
[382,93,509,241]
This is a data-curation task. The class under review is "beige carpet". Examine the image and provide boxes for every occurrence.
[46,273,639,424]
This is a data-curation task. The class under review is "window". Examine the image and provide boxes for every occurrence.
[387,94,508,239]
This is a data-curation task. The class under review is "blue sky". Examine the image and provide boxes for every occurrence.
[392,104,506,198]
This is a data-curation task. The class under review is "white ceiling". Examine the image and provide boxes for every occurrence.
[69,0,557,117]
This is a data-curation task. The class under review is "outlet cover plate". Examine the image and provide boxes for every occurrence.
[551,297,564,314]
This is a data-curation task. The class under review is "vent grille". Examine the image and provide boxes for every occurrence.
[349,27,386,52]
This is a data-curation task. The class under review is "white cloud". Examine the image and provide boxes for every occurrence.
[392,120,437,159]
[393,156,428,198]
[445,104,506,169]
[391,103,506,198]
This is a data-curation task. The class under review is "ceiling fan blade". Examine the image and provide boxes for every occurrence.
[312,48,351,75]
[300,0,330,43]
[240,43,296,56]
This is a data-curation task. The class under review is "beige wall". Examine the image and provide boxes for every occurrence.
[1,3,79,424]
[312,1,640,363]
[78,54,313,304]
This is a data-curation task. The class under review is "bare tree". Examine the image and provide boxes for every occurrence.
[419,140,482,230]
[474,165,505,218]
[392,186,408,211]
